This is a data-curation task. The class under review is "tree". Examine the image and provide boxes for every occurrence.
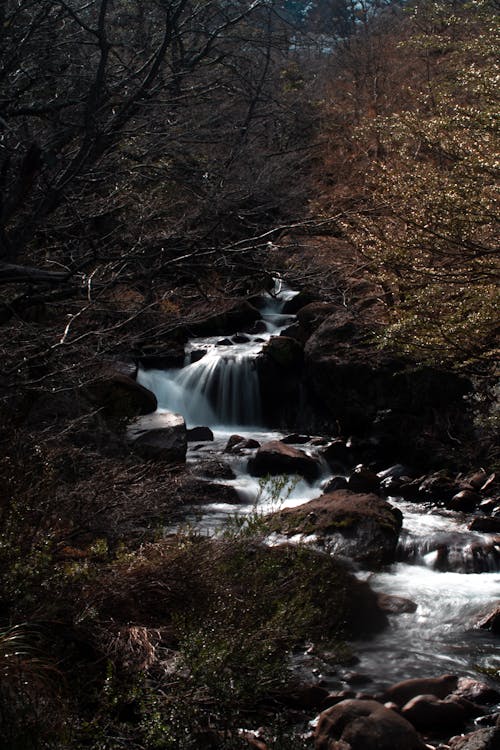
[339,0,499,373]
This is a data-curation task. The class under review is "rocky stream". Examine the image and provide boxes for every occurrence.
[129,280,500,749]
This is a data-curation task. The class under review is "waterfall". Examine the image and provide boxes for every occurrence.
[137,280,297,429]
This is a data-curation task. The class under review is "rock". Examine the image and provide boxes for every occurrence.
[382,674,458,707]
[86,373,157,418]
[282,288,318,315]
[232,333,251,343]
[418,472,459,502]
[448,490,482,512]
[348,466,381,494]
[127,411,187,462]
[322,476,349,493]
[321,440,351,469]
[401,694,467,733]
[481,473,499,494]
[281,433,311,444]
[186,426,214,442]
[248,440,321,482]
[180,477,241,505]
[465,470,489,490]
[188,300,260,337]
[314,699,427,750]
[189,349,207,364]
[469,516,500,533]
[257,337,304,427]
[296,301,341,338]
[455,677,500,706]
[376,593,418,614]
[224,434,260,453]
[268,490,402,566]
[377,464,411,480]
[192,459,236,481]
[448,725,500,750]
[281,683,330,711]
[476,604,500,634]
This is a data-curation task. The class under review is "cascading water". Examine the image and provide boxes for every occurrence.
[137,278,500,699]
[137,280,297,428]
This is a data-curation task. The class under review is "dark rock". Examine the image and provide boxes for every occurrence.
[476,604,500,634]
[188,300,260,337]
[192,459,235,481]
[418,472,460,501]
[465,470,490,490]
[189,349,207,364]
[127,411,186,463]
[348,465,381,494]
[281,683,330,711]
[448,725,500,749]
[248,441,321,483]
[323,690,357,709]
[401,694,467,733]
[455,677,500,706]
[224,434,260,453]
[321,440,351,469]
[282,288,318,314]
[479,499,499,514]
[218,338,233,346]
[376,593,418,614]
[382,674,458,707]
[180,477,241,506]
[314,699,427,750]
[377,464,411,480]
[481,473,499,494]
[186,426,214,442]
[281,433,311,444]
[232,333,251,343]
[256,337,304,427]
[322,476,349,493]
[448,489,482,512]
[86,373,157,418]
[297,301,343,338]
[269,490,402,566]
[469,516,500,533]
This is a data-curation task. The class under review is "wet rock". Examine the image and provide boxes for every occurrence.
[127,411,186,463]
[469,516,500,533]
[314,699,427,750]
[322,476,349,493]
[257,337,304,427]
[377,464,411,480]
[217,338,233,346]
[448,725,500,749]
[181,477,241,505]
[455,677,500,707]
[232,333,251,343]
[225,434,260,453]
[418,472,459,502]
[248,440,321,482]
[280,683,330,711]
[281,433,311,444]
[192,458,235,481]
[401,694,467,733]
[186,426,214,442]
[189,349,207,364]
[448,489,482,512]
[282,288,318,315]
[323,690,357,709]
[348,465,381,494]
[86,372,157,418]
[376,593,418,614]
[268,490,402,566]
[481,473,499,494]
[464,470,489,491]
[476,604,500,634]
[321,440,351,470]
[382,675,458,707]
[188,300,260,336]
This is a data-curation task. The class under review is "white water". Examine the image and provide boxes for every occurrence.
[138,279,500,690]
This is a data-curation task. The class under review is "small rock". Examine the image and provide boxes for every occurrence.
[186,426,214,442]
[376,593,418,614]
[448,490,482,512]
[383,675,458,707]
[348,465,380,494]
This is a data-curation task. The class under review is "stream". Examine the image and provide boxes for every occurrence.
[137,281,500,695]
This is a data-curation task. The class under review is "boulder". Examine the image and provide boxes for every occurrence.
[477,604,500,634]
[86,372,157,418]
[186,426,214,442]
[127,411,187,462]
[314,699,427,750]
[401,694,467,733]
[448,725,500,750]
[376,593,417,614]
[469,516,500,533]
[455,677,500,706]
[348,466,381,494]
[268,490,402,566]
[382,674,458,707]
[256,338,304,427]
[322,476,349,493]
[187,300,260,336]
[179,477,241,506]
[192,458,236,481]
[448,489,482,512]
[248,440,321,483]
[321,440,352,470]
[225,435,260,453]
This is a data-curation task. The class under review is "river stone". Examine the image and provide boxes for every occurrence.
[86,372,157,418]
[448,725,500,750]
[382,674,458,707]
[322,476,349,493]
[314,699,427,750]
[248,440,321,482]
[186,426,214,442]
[455,677,500,706]
[347,466,381,494]
[469,516,500,533]
[268,490,402,566]
[476,604,500,634]
[448,489,482,512]
[321,440,351,469]
[401,694,467,732]
[127,411,187,462]
[225,434,260,453]
[376,593,417,614]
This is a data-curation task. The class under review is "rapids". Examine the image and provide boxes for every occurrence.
[137,280,500,691]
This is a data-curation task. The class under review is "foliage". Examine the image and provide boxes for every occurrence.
[340,0,499,372]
